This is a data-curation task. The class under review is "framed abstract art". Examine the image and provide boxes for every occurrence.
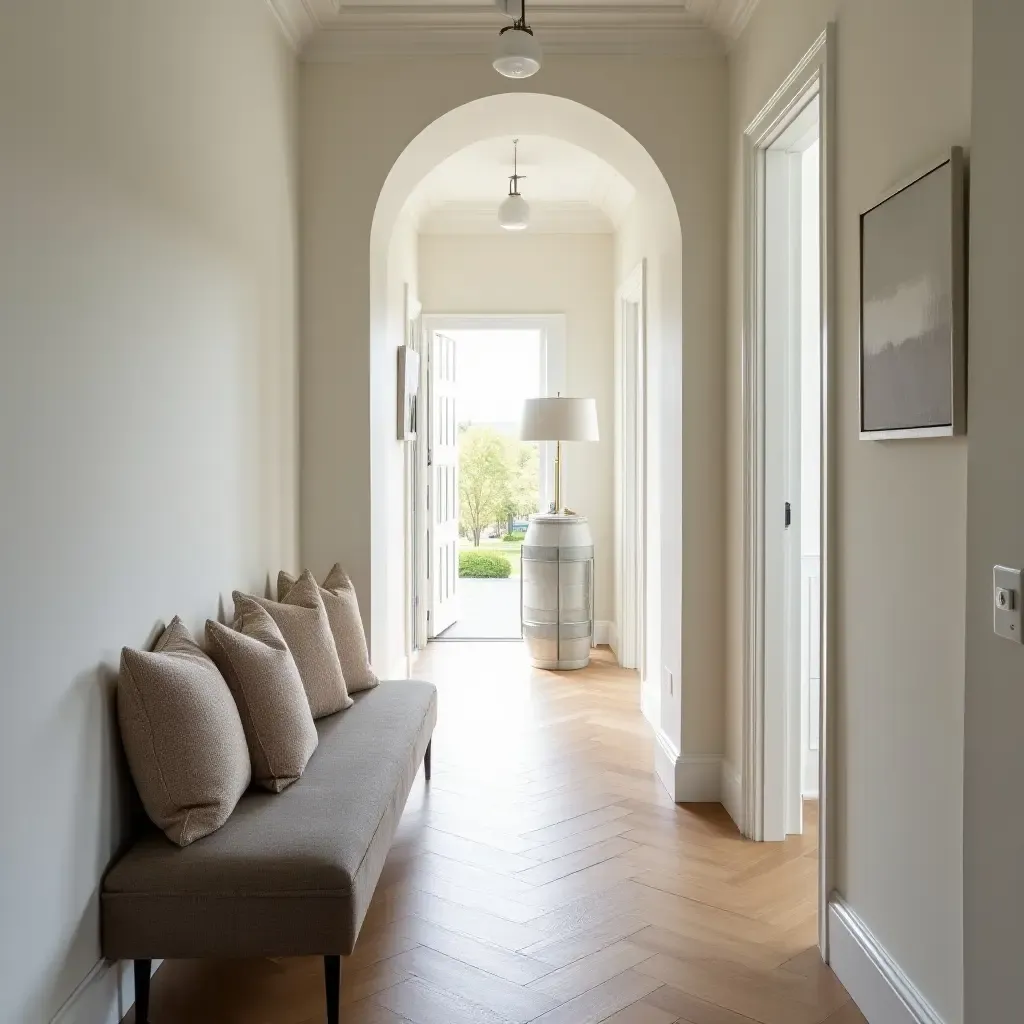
[859,147,967,439]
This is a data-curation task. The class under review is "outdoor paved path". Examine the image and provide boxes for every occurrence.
[436,577,522,639]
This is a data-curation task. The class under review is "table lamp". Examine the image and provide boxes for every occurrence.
[519,396,599,514]
[519,396,600,670]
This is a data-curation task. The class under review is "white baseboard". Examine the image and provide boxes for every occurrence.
[828,897,945,1024]
[653,728,721,802]
[594,620,615,647]
[51,958,163,1024]
[721,759,743,831]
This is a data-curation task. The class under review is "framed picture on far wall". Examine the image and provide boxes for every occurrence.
[859,146,967,439]
[397,345,420,441]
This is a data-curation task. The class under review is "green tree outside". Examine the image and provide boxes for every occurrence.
[458,426,539,546]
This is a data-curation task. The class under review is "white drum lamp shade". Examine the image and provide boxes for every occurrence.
[520,398,599,443]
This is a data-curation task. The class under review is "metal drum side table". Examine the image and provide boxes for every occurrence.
[520,513,595,670]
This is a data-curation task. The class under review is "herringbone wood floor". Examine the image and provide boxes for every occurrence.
[127,642,863,1024]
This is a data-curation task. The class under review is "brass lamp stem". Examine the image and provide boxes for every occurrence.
[554,439,562,512]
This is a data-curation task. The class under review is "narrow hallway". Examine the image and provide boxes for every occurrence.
[132,643,860,1024]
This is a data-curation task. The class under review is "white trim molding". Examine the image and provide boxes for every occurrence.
[653,729,722,802]
[266,1,760,57]
[50,958,163,1024]
[264,0,317,50]
[828,897,946,1024]
[740,23,836,956]
[304,9,721,61]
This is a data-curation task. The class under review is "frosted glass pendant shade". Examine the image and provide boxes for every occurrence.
[493,27,542,79]
[498,192,530,231]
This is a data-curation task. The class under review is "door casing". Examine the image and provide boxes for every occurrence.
[415,314,566,648]
[740,24,836,959]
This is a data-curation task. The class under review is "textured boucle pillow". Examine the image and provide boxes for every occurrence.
[279,564,379,694]
[117,617,250,847]
[234,570,351,718]
[206,604,317,793]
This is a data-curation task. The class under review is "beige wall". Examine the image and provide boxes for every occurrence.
[301,57,728,768]
[0,2,299,1021]
[964,2,1024,1018]
[419,231,616,623]
[725,1,969,1020]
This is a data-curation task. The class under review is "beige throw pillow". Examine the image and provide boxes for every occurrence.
[279,564,379,693]
[118,617,250,847]
[234,571,352,718]
[206,605,318,793]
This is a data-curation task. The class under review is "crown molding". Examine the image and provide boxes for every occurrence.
[302,6,722,61]
[719,0,761,40]
[419,200,614,235]
[265,0,318,50]
[685,0,760,39]
[267,0,740,58]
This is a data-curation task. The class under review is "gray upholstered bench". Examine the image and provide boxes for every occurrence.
[102,679,437,1024]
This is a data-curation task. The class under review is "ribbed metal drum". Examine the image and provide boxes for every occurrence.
[520,513,595,670]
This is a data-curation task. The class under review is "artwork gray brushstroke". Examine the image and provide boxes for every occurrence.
[861,162,953,432]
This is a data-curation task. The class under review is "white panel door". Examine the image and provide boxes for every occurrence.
[429,333,459,636]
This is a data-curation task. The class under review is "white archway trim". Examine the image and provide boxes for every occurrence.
[369,94,683,799]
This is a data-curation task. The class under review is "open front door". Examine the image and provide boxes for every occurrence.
[428,332,459,636]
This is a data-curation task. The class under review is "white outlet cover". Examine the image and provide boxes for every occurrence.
[993,565,1023,643]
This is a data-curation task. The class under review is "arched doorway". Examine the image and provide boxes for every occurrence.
[368,93,684,794]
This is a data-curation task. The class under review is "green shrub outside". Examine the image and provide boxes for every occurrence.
[502,531,526,543]
[459,551,512,578]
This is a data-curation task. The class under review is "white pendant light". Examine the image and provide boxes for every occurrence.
[493,0,542,78]
[499,139,530,231]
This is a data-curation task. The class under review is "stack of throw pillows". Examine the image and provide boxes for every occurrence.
[117,565,378,847]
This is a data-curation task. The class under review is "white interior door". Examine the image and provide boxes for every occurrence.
[764,104,819,840]
[429,332,459,636]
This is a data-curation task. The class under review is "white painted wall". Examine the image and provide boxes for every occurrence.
[964,2,1024,1018]
[419,232,614,622]
[0,3,299,1021]
[725,1,969,1020]
[301,59,727,786]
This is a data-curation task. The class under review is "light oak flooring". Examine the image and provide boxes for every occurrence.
[127,642,863,1024]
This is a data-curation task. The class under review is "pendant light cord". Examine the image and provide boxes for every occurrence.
[509,139,525,197]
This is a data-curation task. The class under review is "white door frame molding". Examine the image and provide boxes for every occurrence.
[416,313,566,645]
[614,262,648,693]
[740,24,836,957]
[404,285,424,674]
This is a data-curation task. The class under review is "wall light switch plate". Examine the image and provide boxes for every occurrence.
[993,566,1023,643]
[663,667,673,696]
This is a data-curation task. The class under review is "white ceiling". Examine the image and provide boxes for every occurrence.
[406,135,635,234]
[267,0,762,56]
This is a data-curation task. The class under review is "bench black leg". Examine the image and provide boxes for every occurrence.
[424,739,432,781]
[133,959,152,1023]
[324,954,341,1024]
